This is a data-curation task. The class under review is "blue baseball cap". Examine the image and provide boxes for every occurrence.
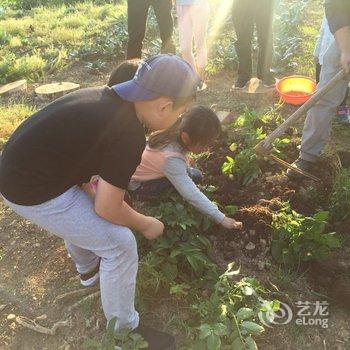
[112,54,200,101]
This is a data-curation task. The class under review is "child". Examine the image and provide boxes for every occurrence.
[0,54,199,348]
[91,106,243,230]
[314,18,349,123]
[176,0,210,91]
[107,59,141,87]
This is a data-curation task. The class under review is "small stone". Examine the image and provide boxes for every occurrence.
[340,329,350,340]
[249,230,256,236]
[201,289,210,298]
[34,243,41,248]
[35,314,47,321]
[313,335,321,343]
[257,261,265,270]
[217,111,236,125]
[7,314,16,321]
[229,241,239,249]
[245,242,255,250]
[260,239,267,248]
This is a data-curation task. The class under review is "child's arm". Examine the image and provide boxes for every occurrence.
[163,157,242,230]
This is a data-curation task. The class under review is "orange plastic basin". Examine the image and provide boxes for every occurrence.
[276,76,316,106]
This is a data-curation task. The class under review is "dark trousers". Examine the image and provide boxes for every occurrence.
[232,0,275,81]
[130,167,203,198]
[316,62,349,107]
[127,0,175,59]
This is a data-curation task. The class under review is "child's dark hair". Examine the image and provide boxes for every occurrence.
[148,106,221,150]
[107,59,141,87]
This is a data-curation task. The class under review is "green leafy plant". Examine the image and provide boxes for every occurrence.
[83,318,148,350]
[221,110,267,185]
[271,203,341,268]
[182,263,278,350]
[136,195,219,302]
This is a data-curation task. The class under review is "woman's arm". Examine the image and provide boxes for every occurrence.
[163,157,242,229]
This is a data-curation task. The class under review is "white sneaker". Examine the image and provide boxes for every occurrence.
[79,260,100,287]
[80,271,100,287]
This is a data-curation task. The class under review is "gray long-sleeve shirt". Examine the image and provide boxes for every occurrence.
[129,143,225,224]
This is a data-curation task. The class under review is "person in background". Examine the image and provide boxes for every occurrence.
[314,17,350,123]
[176,0,210,91]
[287,1,350,178]
[127,0,176,59]
[231,0,276,89]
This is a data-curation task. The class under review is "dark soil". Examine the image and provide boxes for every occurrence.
[197,134,350,311]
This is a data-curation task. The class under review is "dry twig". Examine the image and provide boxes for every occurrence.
[16,316,69,335]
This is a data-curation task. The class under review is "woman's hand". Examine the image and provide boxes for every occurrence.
[221,217,243,230]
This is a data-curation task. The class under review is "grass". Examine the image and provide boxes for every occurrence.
[0,2,127,83]
[0,0,319,84]
[0,101,36,148]
[292,0,323,77]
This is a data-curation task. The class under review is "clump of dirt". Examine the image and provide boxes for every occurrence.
[236,205,273,233]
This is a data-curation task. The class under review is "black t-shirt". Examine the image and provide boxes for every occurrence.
[0,86,146,205]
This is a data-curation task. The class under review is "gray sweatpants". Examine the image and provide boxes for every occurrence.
[301,40,350,162]
[2,186,139,330]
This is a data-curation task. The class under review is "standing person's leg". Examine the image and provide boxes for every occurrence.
[232,0,255,87]
[3,186,139,330]
[256,0,275,85]
[339,87,349,107]
[152,0,176,54]
[316,62,322,84]
[300,41,349,163]
[191,0,210,79]
[127,0,150,59]
[176,5,195,69]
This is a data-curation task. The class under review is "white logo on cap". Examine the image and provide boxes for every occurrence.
[134,61,152,80]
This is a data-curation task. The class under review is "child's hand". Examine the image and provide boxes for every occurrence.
[140,216,165,240]
[221,217,243,230]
